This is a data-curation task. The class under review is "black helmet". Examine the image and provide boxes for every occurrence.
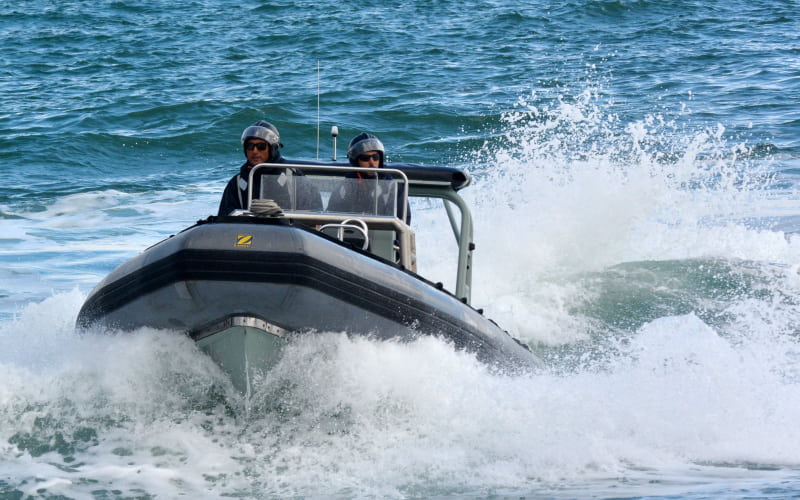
[347,132,384,167]
[241,120,283,161]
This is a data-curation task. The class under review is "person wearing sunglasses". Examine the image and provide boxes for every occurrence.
[327,132,410,223]
[217,120,321,216]
[348,132,386,169]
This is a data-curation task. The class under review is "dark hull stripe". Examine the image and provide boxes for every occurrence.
[79,249,495,354]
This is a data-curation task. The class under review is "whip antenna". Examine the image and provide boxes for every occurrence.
[316,60,321,160]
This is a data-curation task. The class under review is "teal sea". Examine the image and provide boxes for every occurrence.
[2,0,800,498]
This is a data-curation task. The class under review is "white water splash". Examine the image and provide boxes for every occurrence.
[453,91,800,346]
[2,298,799,498]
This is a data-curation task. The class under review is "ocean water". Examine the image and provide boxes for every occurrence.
[2,0,800,498]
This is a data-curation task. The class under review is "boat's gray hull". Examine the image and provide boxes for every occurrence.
[78,217,538,388]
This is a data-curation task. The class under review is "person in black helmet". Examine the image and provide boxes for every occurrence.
[327,132,410,223]
[217,121,321,216]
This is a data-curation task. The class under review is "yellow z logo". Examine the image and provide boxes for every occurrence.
[236,234,253,247]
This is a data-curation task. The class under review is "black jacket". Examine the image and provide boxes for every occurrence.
[218,162,257,216]
[218,160,323,216]
[327,171,411,223]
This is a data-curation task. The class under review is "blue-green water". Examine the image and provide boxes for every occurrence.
[2,0,800,498]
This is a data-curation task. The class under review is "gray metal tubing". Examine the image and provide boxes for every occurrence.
[408,185,473,303]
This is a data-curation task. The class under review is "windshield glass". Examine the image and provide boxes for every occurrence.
[254,168,403,218]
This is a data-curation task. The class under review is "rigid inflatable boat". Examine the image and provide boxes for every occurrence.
[77,162,539,392]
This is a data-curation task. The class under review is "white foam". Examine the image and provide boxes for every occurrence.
[444,92,800,346]
[1,289,799,497]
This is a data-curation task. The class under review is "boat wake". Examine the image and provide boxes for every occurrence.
[2,285,800,497]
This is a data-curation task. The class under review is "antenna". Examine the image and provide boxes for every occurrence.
[331,125,339,161]
[316,60,321,160]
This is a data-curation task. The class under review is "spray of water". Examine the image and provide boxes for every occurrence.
[459,90,800,347]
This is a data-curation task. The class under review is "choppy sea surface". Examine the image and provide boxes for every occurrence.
[2,0,800,498]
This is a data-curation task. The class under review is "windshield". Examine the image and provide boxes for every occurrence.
[252,166,406,219]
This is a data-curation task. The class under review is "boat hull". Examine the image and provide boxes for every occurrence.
[78,217,538,390]
[194,315,287,394]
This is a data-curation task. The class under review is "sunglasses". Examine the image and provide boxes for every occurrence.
[357,153,380,162]
[244,142,269,151]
